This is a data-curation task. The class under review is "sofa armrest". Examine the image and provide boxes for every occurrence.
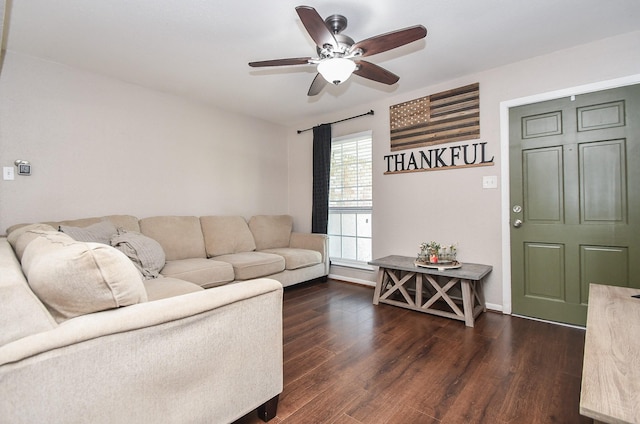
[289,232,329,274]
[0,279,283,424]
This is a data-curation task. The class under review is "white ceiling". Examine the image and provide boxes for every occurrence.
[4,0,640,125]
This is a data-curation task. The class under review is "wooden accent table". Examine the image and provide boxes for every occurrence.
[369,255,492,327]
[580,283,640,424]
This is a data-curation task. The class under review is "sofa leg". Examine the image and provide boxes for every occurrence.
[257,394,279,422]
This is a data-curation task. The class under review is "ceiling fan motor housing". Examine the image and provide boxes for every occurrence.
[317,33,355,58]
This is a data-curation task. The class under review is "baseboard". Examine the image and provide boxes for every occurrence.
[485,302,503,313]
[328,274,376,287]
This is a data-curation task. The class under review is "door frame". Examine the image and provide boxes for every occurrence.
[499,74,640,315]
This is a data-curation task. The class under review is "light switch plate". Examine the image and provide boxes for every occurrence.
[482,175,498,189]
[3,167,15,180]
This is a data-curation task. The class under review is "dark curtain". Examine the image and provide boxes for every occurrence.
[311,124,332,234]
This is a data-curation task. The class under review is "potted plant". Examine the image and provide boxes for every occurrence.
[427,241,440,263]
[417,241,460,268]
[418,242,429,263]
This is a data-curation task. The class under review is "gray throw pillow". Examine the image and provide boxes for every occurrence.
[59,220,118,244]
[111,229,166,279]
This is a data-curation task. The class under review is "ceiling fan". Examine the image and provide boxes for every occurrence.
[248,6,427,96]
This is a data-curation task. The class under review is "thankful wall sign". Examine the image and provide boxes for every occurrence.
[385,82,493,175]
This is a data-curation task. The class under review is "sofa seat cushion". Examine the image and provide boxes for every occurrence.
[214,252,285,281]
[200,216,256,257]
[248,215,293,250]
[143,277,204,301]
[21,231,147,323]
[261,248,322,270]
[160,258,234,288]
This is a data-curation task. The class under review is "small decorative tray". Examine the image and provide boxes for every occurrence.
[414,260,462,270]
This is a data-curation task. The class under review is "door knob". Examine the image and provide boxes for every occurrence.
[513,219,523,228]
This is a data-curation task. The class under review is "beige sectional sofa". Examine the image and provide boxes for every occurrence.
[0,214,328,423]
[11,213,329,290]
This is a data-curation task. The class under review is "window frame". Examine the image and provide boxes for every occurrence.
[327,130,373,268]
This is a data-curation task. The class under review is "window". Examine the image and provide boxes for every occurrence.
[327,131,372,265]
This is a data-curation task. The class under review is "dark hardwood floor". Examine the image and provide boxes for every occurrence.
[234,279,591,424]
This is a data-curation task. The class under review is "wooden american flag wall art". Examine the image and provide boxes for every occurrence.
[390,83,480,151]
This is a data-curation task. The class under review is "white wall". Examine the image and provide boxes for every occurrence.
[2,30,638,311]
[287,30,640,309]
[0,52,289,231]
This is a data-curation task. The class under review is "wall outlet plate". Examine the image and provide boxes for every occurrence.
[3,167,15,180]
[483,175,498,189]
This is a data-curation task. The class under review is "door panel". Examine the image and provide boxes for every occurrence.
[524,242,565,299]
[580,245,628,304]
[510,84,640,326]
[579,139,626,223]
[577,101,625,131]
[522,111,563,138]
[523,147,564,223]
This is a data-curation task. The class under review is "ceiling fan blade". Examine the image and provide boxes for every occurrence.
[353,60,399,85]
[296,6,338,50]
[351,25,427,57]
[308,73,328,96]
[249,57,312,67]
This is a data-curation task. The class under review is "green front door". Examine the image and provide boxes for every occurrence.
[509,84,640,326]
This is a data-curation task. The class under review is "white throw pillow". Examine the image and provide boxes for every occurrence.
[6,223,57,261]
[21,232,147,323]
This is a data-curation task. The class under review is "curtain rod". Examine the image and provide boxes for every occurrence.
[297,110,375,134]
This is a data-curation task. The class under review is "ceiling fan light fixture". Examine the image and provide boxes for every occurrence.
[317,58,356,85]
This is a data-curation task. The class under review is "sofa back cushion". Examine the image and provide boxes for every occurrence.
[139,216,207,261]
[200,216,256,257]
[21,231,147,323]
[248,215,293,250]
[0,239,57,346]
